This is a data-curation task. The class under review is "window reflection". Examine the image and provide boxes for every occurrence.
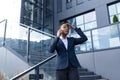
[69,31,92,52]
[92,25,120,50]
[29,29,52,64]
[79,31,92,52]
[5,23,28,57]
[108,5,117,16]
[84,11,96,23]
[67,11,97,31]
[76,15,84,25]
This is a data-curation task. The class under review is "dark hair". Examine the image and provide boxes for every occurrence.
[61,20,68,25]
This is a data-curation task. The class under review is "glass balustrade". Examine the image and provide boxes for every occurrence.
[1,20,120,79]
[29,28,54,64]
[92,24,120,50]
[39,58,56,80]
[5,22,28,58]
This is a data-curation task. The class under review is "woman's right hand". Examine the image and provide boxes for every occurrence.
[57,29,62,37]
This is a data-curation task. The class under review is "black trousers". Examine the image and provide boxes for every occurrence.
[56,63,79,80]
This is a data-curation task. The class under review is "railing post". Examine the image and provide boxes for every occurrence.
[26,28,30,63]
[35,67,39,80]
[3,19,7,46]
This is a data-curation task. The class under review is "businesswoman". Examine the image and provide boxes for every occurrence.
[49,23,88,80]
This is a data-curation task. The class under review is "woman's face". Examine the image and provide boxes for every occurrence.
[60,24,69,35]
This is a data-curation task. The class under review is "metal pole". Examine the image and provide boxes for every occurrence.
[26,28,30,63]
[35,67,39,80]
[3,19,7,46]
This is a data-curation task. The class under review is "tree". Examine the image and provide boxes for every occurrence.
[113,15,119,23]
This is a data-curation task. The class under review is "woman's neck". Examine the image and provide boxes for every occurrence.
[61,34,67,39]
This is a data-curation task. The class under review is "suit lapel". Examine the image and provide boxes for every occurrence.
[67,38,70,50]
[59,39,67,50]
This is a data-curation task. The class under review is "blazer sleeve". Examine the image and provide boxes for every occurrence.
[49,37,59,53]
[74,28,88,45]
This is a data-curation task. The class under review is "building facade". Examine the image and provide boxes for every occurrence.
[20,0,120,80]
[53,0,120,80]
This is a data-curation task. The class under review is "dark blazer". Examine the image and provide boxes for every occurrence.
[49,28,88,70]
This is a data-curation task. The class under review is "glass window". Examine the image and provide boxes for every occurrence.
[79,31,92,52]
[66,0,72,9]
[76,15,84,25]
[66,0,72,3]
[108,2,120,23]
[108,5,117,16]
[92,25,120,50]
[116,2,120,14]
[84,11,96,23]
[69,31,92,52]
[67,11,97,32]
[85,21,97,30]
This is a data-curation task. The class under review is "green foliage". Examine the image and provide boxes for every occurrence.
[113,15,119,23]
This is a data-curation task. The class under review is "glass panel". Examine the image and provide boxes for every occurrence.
[29,29,53,64]
[67,18,76,26]
[77,25,85,31]
[84,11,96,23]
[40,58,56,80]
[0,21,5,47]
[75,31,92,52]
[76,15,84,25]
[66,2,72,9]
[108,5,117,16]
[118,14,120,22]
[110,16,114,24]
[5,22,28,57]
[116,2,120,14]
[85,21,97,30]
[69,31,92,52]
[92,24,120,50]
[66,11,96,31]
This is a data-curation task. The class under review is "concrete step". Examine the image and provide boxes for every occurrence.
[78,68,88,71]
[95,79,108,80]
[80,75,102,80]
[79,71,94,75]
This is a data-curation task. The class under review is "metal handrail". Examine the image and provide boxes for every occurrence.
[0,19,7,24]
[2,20,56,80]
[10,53,57,80]
[20,23,56,38]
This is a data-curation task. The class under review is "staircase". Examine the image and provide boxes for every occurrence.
[0,20,109,80]
[78,68,108,80]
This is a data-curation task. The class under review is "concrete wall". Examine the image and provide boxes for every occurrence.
[0,47,30,78]
[77,48,120,80]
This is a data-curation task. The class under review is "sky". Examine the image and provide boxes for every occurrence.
[0,0,22,39]
[0,0,51,42]
[0,0,21,22]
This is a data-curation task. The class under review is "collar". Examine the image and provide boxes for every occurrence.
[60,36,67,40]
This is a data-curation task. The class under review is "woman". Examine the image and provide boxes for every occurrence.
[49,23,88,80]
